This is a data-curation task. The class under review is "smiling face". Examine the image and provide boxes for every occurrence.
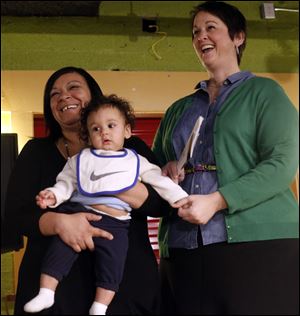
[192,11,244,72]
[50,72,92,130]
[87,105,132,151]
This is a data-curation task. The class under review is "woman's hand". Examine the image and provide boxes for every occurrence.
[116,181,149,209]
[39,212,113,252]
[161,161,185,184]
[172,191,228,224]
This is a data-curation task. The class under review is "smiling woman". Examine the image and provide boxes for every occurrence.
[5,66,165,315]
[152,2,299,315]
[47,73,92,157]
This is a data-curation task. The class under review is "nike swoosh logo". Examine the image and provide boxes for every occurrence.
[90,170,127,181]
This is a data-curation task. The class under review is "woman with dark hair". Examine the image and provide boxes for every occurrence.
[43,66,104,142]
[153,2,299,315]
[5,66,164,315]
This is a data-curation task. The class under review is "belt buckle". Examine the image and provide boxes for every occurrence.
[195,164,205,172]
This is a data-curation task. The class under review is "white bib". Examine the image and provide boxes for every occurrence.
[77,148,140,196]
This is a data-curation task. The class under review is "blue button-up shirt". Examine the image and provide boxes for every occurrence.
[168,71,254,248]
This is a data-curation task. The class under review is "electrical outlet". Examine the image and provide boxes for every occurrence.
[142,18,157,33]
[260,3,276,19]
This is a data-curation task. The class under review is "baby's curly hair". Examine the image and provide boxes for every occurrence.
[80,94,135,144]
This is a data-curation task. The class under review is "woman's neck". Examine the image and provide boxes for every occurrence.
[59,130,85,159]
[207,65,241,86]
[206,67,241,103]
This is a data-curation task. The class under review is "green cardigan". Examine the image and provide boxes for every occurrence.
[153,76,299,258]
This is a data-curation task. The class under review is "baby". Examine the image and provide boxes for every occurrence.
[24,94,188,315]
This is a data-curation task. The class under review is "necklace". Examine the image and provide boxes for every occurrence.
[63,138,71,159]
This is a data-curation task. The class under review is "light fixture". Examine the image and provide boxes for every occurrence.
[261,2,299,19]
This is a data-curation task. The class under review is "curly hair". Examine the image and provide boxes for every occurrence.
[80,94,136,144]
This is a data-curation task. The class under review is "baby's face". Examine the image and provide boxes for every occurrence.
[87,105,131,151]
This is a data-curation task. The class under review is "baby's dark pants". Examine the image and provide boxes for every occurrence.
[41,202,130,292]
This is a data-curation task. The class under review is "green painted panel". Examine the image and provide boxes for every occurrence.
[1,1,298,72]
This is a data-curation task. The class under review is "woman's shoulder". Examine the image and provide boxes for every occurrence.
[125,136,159,165]
[245,76,282,89]
[124,136,148,154]
[169,91,196,108]
[164,91,197,121]
[24,137,53,149]
[20,137,55,157]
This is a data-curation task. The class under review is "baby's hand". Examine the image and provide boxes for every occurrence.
[171,196,189,209]
[36,190,56,209]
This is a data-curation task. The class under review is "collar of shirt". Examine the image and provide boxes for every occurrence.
[194,71,253,90]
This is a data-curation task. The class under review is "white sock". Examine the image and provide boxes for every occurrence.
[24,288,55,313]
[89,302,108,315]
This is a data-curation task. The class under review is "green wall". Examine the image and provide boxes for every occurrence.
[1,1,299,72]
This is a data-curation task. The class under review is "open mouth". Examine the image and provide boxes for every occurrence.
[201,44,215,54]
[61,104,79,112]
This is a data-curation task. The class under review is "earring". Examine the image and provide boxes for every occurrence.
[236,46,240,56]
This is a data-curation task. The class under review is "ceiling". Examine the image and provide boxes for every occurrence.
[1,1,102,16]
